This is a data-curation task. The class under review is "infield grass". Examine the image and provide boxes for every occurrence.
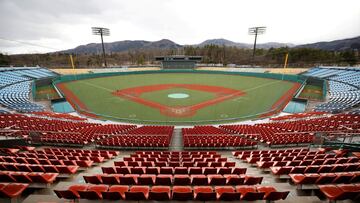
[59,73,297,124]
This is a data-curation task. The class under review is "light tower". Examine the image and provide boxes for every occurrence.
[91,27,110,67]
[248,26,266,61]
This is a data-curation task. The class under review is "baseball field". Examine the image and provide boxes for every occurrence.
[56,73,301,124]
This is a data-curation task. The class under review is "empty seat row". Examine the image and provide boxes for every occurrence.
[129,153,222,159]
[84,174,262,186]
[0,171,58,184]
[97,126,174,148]
[114,160,235,167]
[0,183,28,199]
[0,81,45,112]
[270,112,326,121]
[233,148,309,157]
[270,163,360,175]
[246,155,352,165]
[256,157,359,169]
[290,172,360,187]
[135,151,218,156]
[31,111,87,121]
[0,157,94,167]
[122,156,227,162]
[40,147,120,156]
[224,114,360,143]
[0,163,79,174]
[55,184,288,201]
[319,184,360,201]
[239,151,329,160]
[14,153,110,161]
[0,113,134,146]
[102,166,246,175]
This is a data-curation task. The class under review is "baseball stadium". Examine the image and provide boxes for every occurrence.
[0,63,359,203]
[54,70,303,124]
[0,0,359,202]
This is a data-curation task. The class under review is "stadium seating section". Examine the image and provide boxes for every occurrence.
[233,148,360,201]
[0,146,120,201]
[182,126,257,148]
[0,66,359,202]
[1,112,359,149]
[97,126,174,148]
[303,67,360,113]
[0,67,57,112]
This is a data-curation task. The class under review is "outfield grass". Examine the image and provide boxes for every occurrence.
[60,73,296,124]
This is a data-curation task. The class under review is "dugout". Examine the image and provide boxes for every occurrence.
[155,56,202,69]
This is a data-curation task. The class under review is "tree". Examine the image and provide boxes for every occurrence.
[341,50,357,66]
[0,53,10,66]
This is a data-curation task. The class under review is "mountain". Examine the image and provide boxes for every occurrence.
[196,38,294,49]
[197,38,249,47]
[62,39,182,54]
[60,36,359,54]
[295,36,360,51]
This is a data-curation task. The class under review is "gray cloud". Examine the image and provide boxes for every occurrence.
[0,0,359,54]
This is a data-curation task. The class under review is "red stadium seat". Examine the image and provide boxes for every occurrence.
[119,174,138,185]
[257,186,289,201]
[208,174,226,185]
[191,175,208,185]
[193,186,216,201]
[84,175,102,184]
[225,174,245,185]
[102,185,128,200]
[149,186,171,200]
[0,183,28,198]
[215,186,241,201]
[319,184,359,201]
[155,175,173,185]
[244,176,263,185]
[236,186,265,201]
[28,172,58,184]
[101,175,120,185]
[125,186,149,200]
[78,184,108,200]
[54,184,88,200]
[172,186,193,201]
[174,175,191,185]
[138,174,156,185]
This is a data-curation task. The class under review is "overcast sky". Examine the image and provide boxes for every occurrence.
[0,0,359,54]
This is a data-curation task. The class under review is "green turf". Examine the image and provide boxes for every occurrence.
[60,73,296,124]
[141,88,216,107]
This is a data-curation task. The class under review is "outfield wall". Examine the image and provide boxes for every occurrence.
[53,69,306,85]
[52,70,307,124]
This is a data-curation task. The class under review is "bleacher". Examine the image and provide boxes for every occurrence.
[233,148,360,202]
[0,109,359,202]
[54,150,291,201]
[182,126,256,149]
[97,126,174,148]
[0,146,119,202]
[0,67,57,112]
[302,67,360,113]
[0,113,135,145]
